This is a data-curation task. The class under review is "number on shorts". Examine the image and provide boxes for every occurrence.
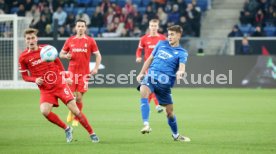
[64,88,69,95]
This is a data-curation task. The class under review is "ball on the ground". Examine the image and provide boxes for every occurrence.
[40,45,58,62]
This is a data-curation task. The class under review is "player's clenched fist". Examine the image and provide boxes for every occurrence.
[35,77,43,85]
[136,74,144,83]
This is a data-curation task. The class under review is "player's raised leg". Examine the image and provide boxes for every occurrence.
[66,100,99,143]
[140,85,152,134]
[149,93,163,113]
[165,104,190,142]
[40,103,73,143]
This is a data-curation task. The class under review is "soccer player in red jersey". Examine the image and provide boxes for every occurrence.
[136,19,166,113]
[60,19,102,126]
[19,28,99,143]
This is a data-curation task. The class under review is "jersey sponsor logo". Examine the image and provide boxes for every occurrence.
[148,45,156,49]
[31,59,43,66]
[157,50,173,60]
[72,48,88,52]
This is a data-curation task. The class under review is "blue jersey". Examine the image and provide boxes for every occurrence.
[148,40,188,86]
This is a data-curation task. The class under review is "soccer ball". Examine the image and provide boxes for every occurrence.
[40,45,58,62]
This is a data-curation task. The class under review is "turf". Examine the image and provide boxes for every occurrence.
[0,88,275,154]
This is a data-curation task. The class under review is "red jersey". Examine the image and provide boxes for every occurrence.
[62,35,99,75]
[136,33,166,61]
[19,45,66,91]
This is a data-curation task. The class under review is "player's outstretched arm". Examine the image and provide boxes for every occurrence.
[176,63,186,80]
[91,52,102,75]
[137,55,153,82]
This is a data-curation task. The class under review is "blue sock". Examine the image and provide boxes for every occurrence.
[168,115,178,135]
[140,98,150,125]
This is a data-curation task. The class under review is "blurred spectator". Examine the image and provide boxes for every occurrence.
[17,4,26,17]
[254,9,264,26]
[65,13,76,34]
[140,14,149,32]
[91,6,104,28]
[25,0,34,12]
[133,26,142,37]
[124,0,134,15]
[251,25,265,37]
[240,11,254,25]
[52,6,67,26]
[125,17,134,36]
[44,24,53,37]
[105,7,115,26]
[0,0,8,13]
[75,10,90,26]
[103,16,126,37]
[100,0,111,15]
[145,5,156,20]
[239,37,252,54]
[178,16,193,36]
[58,26,70,37]
[185,3,201,37]
[157,7,168,32]
[264,6,276,25]
[228,25,243,37]
[131,5,143,27]
[175,0,187,14]
[41,6,52,24]
[35,14,48,37]
[168,4,180,25]
[26,5,41,27]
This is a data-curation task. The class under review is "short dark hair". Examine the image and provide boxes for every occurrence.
[75,19,87,26]
[167,25,183,35]
[24,28,38,37]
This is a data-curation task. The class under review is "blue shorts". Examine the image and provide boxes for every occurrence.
[141,76,173,105]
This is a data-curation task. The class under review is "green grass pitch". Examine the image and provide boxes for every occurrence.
[0,88,275,154]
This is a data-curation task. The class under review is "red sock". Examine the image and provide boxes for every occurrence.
[152,93,159,106]
[46,112,67,130]
[76,102,83,111]
[77,112,94,134]
[74,102,83,120]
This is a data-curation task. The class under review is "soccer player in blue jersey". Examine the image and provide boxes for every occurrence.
[136,25,191,142]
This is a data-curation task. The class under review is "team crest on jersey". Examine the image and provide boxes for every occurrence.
[85,43,87,48]
[174,51,178,54]
[158,50,173,59]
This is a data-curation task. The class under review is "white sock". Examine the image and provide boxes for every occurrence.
[172,133,179,138]
[143,121,149,126]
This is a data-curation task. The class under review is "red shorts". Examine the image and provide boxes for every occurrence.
[69,74,88,93]
[40,84,75,107]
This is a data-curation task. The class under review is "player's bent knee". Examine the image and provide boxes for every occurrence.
[67,101,81,116]
[140,85,151,98]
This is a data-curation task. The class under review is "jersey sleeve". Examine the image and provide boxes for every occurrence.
[136,37,145,58]
[179,51,188,64]
[90,38,99,53]
[62,38,71,53]
[151,41,162,57]
[18,55,28,73]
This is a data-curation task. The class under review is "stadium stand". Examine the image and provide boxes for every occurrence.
[0,0,211,37]
[229,0,276,37]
